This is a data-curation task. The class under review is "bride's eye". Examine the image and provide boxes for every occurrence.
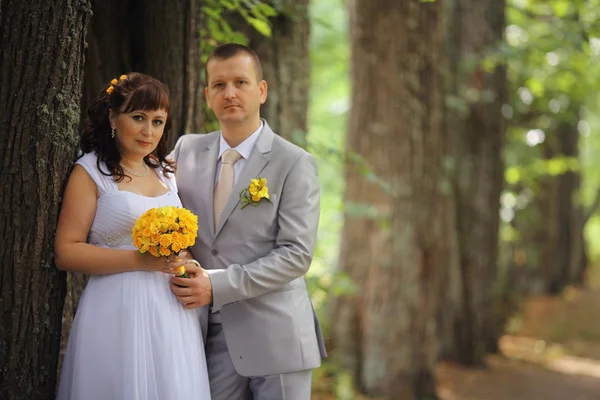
[132,115,144,121]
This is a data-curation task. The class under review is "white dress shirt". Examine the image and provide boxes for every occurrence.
[214,121,263,186]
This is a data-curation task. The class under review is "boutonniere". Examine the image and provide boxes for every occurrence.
[239,177,272,209]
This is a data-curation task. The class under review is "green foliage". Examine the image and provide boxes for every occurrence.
[501,0,600,273]
[201,0,276,56]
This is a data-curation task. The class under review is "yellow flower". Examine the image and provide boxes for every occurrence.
[106,86,114,94]
[159,234,172,248]
[259,185,269,199]
[132,206,199,275]
[111,78,118,85]
[249,184,259,196]
[239,176,272,209]
[149,246,159,257]
[119,74,127,80]
[150,233,160,244]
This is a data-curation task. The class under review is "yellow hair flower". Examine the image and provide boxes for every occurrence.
[110,78,118,85]
[119,74,127,80]
[106,86,114,94]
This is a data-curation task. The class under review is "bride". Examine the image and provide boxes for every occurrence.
[55,73,210,399]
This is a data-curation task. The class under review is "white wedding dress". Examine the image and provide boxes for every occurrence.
[57,152,211,400]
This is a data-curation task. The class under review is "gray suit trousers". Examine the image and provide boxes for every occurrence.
[206,319,312,400]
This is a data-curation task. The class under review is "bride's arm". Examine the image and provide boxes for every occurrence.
[54,165,170,275]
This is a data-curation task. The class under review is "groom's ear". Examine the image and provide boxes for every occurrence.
[204,87,212,110]
[259,80,268,104]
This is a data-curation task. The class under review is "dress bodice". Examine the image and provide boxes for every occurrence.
[76,153,182,250]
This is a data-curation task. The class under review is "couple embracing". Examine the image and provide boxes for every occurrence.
[55,43,326,400]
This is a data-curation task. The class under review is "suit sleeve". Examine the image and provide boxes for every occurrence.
[208,152,320,311]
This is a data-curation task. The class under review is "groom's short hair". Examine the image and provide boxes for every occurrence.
[205,43,263,84]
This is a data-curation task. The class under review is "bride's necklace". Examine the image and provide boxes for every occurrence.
[121,163,149,178]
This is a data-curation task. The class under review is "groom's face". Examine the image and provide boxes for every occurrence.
[205,53,267,128]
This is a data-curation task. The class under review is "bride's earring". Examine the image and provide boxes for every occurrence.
[111,128,116,139]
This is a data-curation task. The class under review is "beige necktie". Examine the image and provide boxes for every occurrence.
[214,148,242,228]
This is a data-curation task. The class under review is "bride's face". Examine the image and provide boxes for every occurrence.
[110,108,167,160]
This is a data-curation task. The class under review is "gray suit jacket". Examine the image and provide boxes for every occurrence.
[171,120,327,377]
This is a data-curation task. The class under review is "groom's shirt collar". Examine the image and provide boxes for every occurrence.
[218,121,263,161]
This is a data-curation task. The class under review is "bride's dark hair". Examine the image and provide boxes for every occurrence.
[80,72,175,181]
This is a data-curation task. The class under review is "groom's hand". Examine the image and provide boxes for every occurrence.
[170,262,213,309]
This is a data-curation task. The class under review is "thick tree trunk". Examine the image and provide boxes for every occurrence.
[333,0,449,398]
[236,0,310,144]
[440,0,507,365]
[0,0,91,398]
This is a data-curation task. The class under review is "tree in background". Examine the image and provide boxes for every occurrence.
[0,0,91,398]
[501,0,600,300]
[440,0,508,365]
[333,0,449,398]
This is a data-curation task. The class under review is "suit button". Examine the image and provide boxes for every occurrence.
[211,249,218,256]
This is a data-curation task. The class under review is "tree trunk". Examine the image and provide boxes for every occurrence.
[0,0,91,398]
[235,0,310,144]
[541,117,586,294]
[440,0,507,365]
[333,0,449,398]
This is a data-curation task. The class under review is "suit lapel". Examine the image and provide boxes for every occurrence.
[199,134,220,238]
[215,121,274,236]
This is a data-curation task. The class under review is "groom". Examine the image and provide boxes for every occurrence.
[169,43,326,399]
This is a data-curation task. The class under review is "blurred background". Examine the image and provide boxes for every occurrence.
[3,0,600,399]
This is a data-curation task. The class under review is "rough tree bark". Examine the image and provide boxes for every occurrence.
[333,0,449,398]
[0,0,91,398]
[231,0,310,144]
[440,0,507,365]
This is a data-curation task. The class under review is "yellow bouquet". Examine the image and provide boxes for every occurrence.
[131,206,199,277]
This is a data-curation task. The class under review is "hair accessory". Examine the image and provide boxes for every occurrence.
[106,74,128,94]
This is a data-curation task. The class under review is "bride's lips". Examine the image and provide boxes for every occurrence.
[137,140,152,147]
